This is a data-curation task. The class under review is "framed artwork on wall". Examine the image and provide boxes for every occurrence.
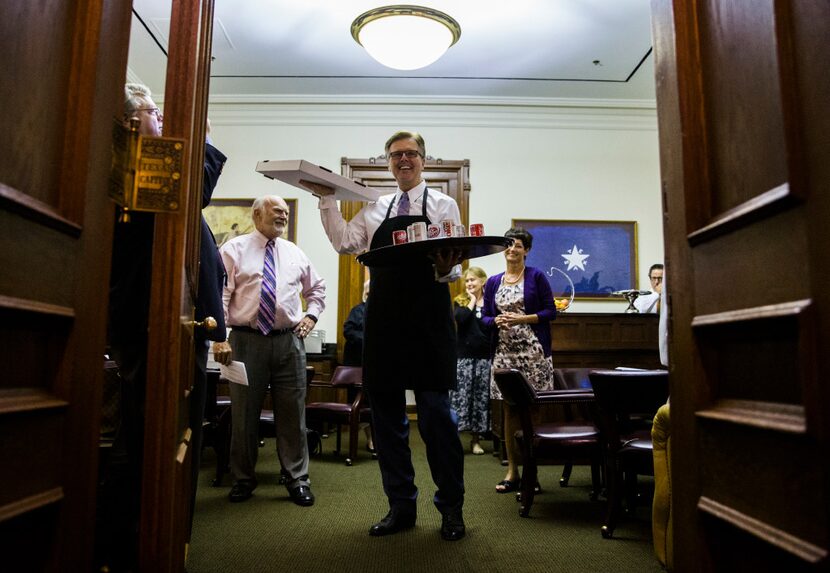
[204,198,298,245]
[512,219,638,300]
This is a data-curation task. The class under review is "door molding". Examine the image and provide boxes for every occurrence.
[139,0,216,570]
[337,156,470,362]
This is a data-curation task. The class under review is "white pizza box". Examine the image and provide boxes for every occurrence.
[256,159,382,202]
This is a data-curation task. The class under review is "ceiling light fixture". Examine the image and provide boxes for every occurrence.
[351,5,461,71]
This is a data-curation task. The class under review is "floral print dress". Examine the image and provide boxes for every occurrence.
[451,304,491,433]
[490,279,555,400]
[453,357,491,433]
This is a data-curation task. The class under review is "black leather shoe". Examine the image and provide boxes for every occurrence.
[288,485,315,507]
[368,509,416,537]
[440,510,466,541]
[228,481,255,503]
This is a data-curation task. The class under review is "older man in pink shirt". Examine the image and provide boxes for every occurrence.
[213,195,326,505]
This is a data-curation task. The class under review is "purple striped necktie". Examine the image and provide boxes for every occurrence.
[397,191,410,217]
[256,239,276,335]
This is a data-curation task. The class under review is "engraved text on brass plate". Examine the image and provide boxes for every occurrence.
[110,121,186,214]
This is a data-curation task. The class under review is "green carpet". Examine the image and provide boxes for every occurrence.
[189,429,663,573]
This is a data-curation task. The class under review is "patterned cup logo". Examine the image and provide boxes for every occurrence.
[392,230,408,245]
[427,224,441,239]
[441,219,454,237]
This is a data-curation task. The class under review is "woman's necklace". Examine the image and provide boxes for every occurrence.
[503,267,525,285]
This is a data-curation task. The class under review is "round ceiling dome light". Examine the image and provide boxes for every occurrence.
[351,5,461,71]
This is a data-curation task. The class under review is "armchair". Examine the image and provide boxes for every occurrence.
[209,366,315,486]
[493,368,601,517]
[588,369,669,539]
[652,401,672,569]
[305,365,373,466]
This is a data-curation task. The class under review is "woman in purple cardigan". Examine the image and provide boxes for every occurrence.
[481,227,556,493]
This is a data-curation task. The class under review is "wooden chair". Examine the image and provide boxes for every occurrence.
[489,367,595,470]
[305,365,373,466]
[588,369,669,538]
[259,365,316,442]
[493,368,601,517]
[261,366,319,486]
[552,367,595,486]
[208,366,315,486]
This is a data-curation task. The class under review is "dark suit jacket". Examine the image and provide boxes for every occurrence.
[196,143,227,342]
[481,265,556,358]
[108,211,153,345]
[108,143,227,345]
[342,302,366,366]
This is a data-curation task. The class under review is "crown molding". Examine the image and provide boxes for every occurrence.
[125,66,145,88]
[209,93,656,110]
[206,95,657,131]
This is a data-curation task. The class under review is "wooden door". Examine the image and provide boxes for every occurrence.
[138,0,216,570]
[338,156,470,361]
[652,0,829,570]
[0,1,133,570]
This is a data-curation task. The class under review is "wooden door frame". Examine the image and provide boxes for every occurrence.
[0,0,133,570]
[338,155,470,362]
[652,0,830,569]
[139,0,215,569]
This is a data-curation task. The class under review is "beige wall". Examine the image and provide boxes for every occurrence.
[207,100,662,342]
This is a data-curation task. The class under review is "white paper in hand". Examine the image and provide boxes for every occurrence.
[220,360,249,386]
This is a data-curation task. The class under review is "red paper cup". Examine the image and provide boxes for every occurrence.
[392,230,408,245]
[469,223,484,237]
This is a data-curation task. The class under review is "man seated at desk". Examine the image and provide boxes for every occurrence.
[634,264,663,313]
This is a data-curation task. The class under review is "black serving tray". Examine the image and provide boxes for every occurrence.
[357,236,512,268]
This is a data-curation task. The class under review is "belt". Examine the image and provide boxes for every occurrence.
[231,325,293,336]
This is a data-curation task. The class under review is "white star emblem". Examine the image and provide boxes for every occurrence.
[562,244,589,271]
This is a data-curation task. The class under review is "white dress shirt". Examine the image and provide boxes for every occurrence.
[220,230,326,330]
[634,291,660,314]
[318,180,462,280]
[659,277,668,367]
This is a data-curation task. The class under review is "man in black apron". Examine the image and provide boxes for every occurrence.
[309,131,466,541]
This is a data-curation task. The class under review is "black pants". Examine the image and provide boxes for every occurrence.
[370,388,465,516]
[187,338,210,539]
[95,340,147,571]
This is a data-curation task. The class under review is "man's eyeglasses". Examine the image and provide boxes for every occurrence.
[650,276,664,283]
[135,107,162,118]
[389,150,422,161]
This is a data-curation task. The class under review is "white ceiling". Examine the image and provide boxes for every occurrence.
[128,0,656,104]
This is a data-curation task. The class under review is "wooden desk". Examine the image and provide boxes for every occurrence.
[490,312,662,462]
[551,312,661,369]
[306,344,344,403]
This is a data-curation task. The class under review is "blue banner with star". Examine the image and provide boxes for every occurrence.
[514,220,637,299]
